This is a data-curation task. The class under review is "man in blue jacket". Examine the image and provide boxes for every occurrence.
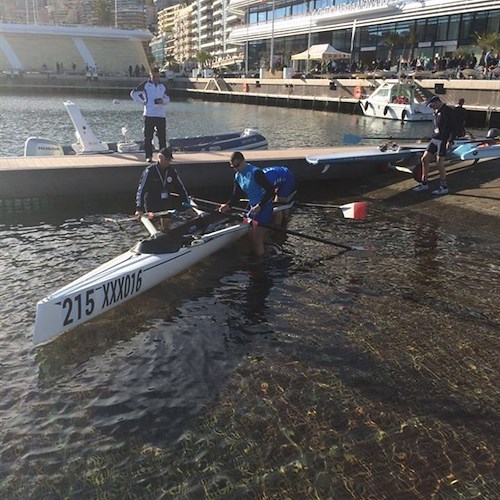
[130,67,170,162]
[135,147,195,229]
[219,151,275,258]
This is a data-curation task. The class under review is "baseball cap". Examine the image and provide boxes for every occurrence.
[425,95,440,106]
[158,146,173,159]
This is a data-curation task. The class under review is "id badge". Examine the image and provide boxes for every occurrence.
[161,190,169,200]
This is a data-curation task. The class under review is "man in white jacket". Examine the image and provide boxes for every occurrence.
[130,67,170,162]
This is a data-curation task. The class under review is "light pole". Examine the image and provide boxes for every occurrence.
[245,8,249,75]
[269,0,275,72]
[114,0,118,28]
[306,13,312,74]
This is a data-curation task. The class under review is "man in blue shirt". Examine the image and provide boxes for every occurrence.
[219,151,275,258]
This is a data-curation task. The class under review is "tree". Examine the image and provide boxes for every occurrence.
[474,31,500,64]
[94,0,113,27]
[402,29,419,63]
[382,32,403,65]
[195,50,211,68]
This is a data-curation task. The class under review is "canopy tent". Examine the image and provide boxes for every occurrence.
[291,44,350,61]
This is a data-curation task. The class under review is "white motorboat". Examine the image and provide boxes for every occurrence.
[23,101,268,157]
[359,80,433,122]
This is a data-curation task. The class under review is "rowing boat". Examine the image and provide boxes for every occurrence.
[450,140,500,160]
[33,210,249,345]
[34,201,295,345]
[306,143,425,166]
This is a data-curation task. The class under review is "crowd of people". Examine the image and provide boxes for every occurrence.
[312,51,499,79]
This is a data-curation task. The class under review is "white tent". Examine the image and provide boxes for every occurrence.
[291,44,350,61]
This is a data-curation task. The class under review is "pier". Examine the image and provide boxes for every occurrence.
[0,147,389,213]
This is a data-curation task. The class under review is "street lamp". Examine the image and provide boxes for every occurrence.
[269,0,275,72]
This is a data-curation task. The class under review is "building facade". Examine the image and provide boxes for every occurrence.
[227,0,499,71]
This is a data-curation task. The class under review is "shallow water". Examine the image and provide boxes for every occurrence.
[1,195,498,498]
[1,94,498,497]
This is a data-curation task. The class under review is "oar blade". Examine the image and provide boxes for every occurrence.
[339,202,367,220]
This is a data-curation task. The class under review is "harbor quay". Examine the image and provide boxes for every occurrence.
[1,72,499,128]
[0,147,388,214]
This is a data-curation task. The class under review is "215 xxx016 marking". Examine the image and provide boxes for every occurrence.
[61,270,144,327]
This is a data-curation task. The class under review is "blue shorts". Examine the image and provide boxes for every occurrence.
[250,201,273,226]
[276,175,296,199]
[426,138,447,157]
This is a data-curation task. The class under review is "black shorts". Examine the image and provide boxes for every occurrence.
[426,138,447,157]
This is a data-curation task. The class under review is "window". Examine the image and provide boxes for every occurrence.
[448,15,460,40]
[459,13,474,44]
[425,18,437,41]
[436,17,448,41]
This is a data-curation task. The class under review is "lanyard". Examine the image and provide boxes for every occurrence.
[155,165,168,189]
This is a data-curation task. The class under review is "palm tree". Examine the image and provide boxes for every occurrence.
[382,32,403,66]
[402,29,419,63]
[195,50,211,69]
[475,32,500,53]
[474,31,500,64]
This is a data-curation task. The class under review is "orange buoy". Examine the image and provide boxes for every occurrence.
[353,86,363,99]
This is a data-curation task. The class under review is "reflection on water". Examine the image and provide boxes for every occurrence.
[1,199,499,496]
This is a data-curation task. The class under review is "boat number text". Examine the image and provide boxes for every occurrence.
[62,271,143,326]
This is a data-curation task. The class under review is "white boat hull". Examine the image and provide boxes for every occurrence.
[34,221,249,345]
[23,101,268,156]
[359,79,433,122]
[306,146,425,166]
[360,100,432,121]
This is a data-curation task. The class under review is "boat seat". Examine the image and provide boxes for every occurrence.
[133,212,234,254]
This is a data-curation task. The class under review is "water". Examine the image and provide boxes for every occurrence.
[0,94,453,156]
[0,95,499,498]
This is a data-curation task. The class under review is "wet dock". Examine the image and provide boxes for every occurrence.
[0,147,390,206]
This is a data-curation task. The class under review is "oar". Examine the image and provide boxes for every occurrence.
[103,209,178,226]
[195,199,364,251]
[238,198,367,220]
[296,201,367,220]
[255,222,365,251]
[343,133,430,145]
[193,197,365,251]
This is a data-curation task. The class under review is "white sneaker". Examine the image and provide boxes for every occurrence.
[413,183,429,192]
[432,186,448,195]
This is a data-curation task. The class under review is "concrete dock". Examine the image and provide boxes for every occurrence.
[310,156,500,231]
[0,147,394,208]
